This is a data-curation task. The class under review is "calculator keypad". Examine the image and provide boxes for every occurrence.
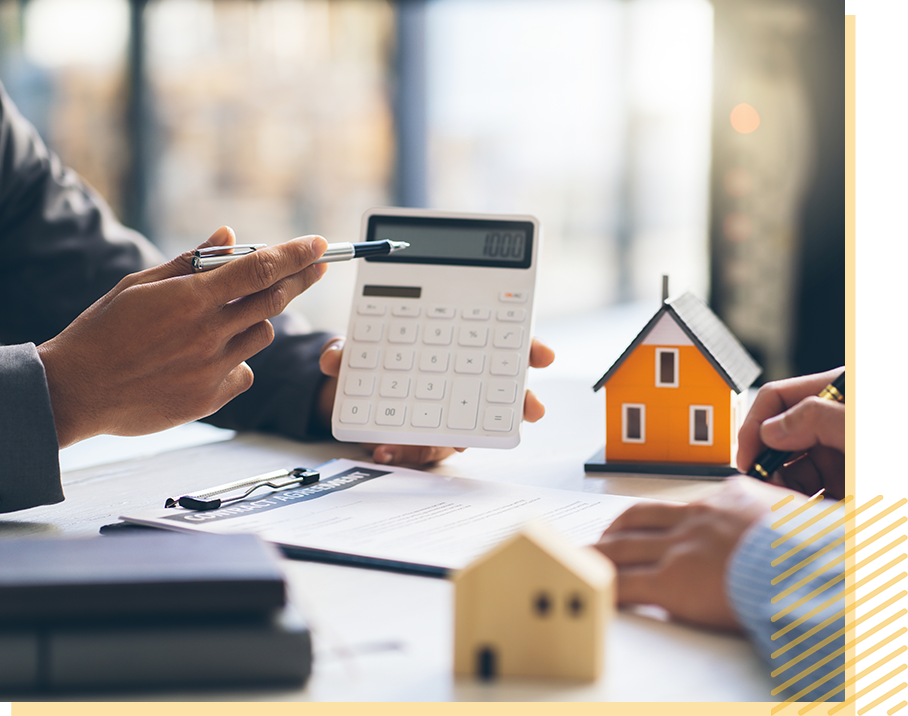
[339,295,530,439]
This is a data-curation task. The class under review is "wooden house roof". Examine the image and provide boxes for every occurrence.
[592,291,762,394]
[453,521,612,589]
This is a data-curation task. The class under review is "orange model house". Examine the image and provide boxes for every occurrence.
[588,285,761,476]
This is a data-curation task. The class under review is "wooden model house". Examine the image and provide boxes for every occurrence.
[453,522,615,681]
[590,283,761,476]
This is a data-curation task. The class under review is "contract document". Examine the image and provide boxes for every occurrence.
[121,459,647,577]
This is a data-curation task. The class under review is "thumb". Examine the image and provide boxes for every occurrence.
[760,396,846,454]
[319,337,345,378]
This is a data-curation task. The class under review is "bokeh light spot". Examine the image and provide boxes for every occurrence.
[730,103,760,134]
[724,167,754,197]
[723,212,753,242]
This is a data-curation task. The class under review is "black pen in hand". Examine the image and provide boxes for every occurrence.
[747,370,845,481]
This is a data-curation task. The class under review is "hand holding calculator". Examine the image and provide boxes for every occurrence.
[331,208,541,449]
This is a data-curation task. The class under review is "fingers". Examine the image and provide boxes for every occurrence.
[202,235,329,306]
[776,446,846,499]
[520,339,553,421]
[224,319,277,365]
[591,536,674,608]
[372,444,458,466]
[736,367,845,472]
[319,337,345,378]
[523,389,545,422]
[529,338,555,369]
[594,531,673,566]
[601,501,689,535]
[607,565,667,607]
[219,361,255,403]
[760,397,846,454]
[225,262,327,331]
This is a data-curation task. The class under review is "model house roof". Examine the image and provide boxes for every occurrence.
[592,291,762,394]
[453,521,612,589]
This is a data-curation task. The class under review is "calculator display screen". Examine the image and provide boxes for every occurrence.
[366,216,534,268]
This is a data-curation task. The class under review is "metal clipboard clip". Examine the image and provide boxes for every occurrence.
[164,467,320,511]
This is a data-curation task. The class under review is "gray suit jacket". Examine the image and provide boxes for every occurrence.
[0,81,332,514]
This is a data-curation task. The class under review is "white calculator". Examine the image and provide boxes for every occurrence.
[332,207,541,449]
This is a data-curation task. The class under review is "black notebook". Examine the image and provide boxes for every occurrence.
[0,604,312,693]
[0,532,286,622]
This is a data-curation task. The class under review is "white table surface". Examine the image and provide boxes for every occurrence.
[1,305,773,701]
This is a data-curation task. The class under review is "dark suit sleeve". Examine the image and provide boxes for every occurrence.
[0,343,64,513]
[0,82,164,347]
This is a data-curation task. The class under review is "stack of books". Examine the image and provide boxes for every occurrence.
[0,532,312,694]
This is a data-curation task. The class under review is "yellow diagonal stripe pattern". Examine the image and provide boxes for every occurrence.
[856,496,908,716]
[768,496,906,715]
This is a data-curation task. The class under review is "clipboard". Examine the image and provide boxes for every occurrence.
[119,459,642,579]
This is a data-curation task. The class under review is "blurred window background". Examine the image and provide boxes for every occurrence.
[0,0,843,381]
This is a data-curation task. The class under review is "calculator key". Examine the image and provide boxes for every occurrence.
[448,378,482,430]
[462,307,491,321]
[380,375,411,398]
[344,373,375,397]
[497,307,526,322]
[357,302,387,316]
[455,351,485,374]
[486,379,518,404]
[416,377,446,400]
[411,404,442,429]
[427,306,456,319]
[384,348,415,370]
[353,319,383,342]
[493,326,524,349]
[490,352,520,376]
[391,304,421,317]
[423,322,454,346]
[483,407,514,432]
[388,321,418,344]
[419,349,450,373]
[349,346,380,369]
[375,402,406,426]
[499,291,528,303]
[459,326,488,347]
[339,399,370,424]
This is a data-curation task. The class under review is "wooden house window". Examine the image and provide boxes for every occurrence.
[567,593,585,618]
[533,591,553,617]
[689,405,713,445]
[655,348,679,387]
[622,404,645,443]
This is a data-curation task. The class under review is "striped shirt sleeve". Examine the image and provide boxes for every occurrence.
[726,501,847,703]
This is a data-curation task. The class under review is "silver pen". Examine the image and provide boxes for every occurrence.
[192,239,410,271]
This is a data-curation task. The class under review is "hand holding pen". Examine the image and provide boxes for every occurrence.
[37,227,329,448]
[736,367,846,500]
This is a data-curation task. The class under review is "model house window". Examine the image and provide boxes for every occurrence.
[534,591,552,617]
[655,348,679,387]
[690,405,713,445]
[622,404,645,443]
[567,593,585,618]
